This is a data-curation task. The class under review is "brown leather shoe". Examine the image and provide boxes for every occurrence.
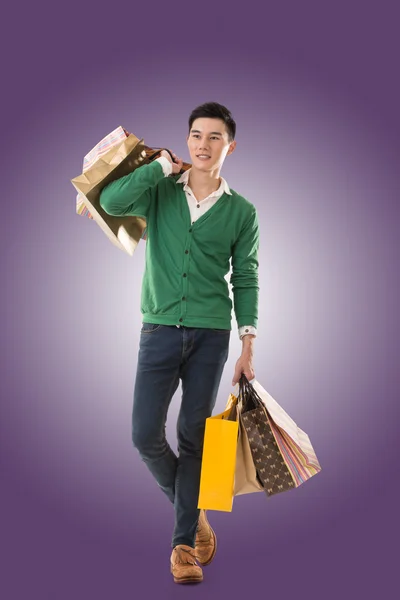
[170,544,203,584]
[195,509,217,566]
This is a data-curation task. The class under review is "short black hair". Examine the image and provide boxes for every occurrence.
[188,102,236,142]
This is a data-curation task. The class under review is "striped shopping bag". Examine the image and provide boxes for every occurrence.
[238,375,322,497]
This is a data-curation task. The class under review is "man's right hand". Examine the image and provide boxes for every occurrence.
[160,150,183,174]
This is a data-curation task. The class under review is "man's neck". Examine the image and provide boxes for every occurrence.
[188,166,222,197]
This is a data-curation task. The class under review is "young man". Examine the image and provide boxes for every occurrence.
[99,102,260,584]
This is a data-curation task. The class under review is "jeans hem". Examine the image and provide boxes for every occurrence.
[171,540,196,549]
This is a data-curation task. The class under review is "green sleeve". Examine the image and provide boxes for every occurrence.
[99,160,166,218]
[230,208,260,329]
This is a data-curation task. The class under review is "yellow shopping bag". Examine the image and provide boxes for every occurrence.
[197,394,239,512]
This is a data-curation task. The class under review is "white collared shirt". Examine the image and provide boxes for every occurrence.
[156,157,257,341]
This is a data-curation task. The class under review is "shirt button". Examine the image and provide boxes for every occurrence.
[185,250,189,254]
[183,273,187,277]
[197,204,200,208]
[245,329,249,332]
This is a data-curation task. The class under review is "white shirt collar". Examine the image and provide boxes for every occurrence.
[176,168,232,197]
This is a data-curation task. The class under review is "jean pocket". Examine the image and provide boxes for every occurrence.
[140,322,164,334]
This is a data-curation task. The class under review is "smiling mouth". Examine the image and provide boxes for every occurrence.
[196,155,211,159]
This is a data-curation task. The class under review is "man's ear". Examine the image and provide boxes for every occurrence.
[227,140,237,156]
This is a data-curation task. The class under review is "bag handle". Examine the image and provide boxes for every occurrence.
[238,373,264,413]
[121,131,188,170]
[145,147,175,162]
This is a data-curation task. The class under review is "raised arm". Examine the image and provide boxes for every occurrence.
[99,158,171,218]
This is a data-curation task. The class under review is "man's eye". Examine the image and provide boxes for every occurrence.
[192,135,219,140]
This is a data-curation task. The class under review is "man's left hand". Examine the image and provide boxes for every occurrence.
[232,354,255,386]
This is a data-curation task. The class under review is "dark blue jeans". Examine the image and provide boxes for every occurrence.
[132,323,230,549]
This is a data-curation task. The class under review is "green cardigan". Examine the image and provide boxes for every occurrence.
[99,161,260,331]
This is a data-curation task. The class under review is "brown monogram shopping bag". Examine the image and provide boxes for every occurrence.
[238,374,322,497]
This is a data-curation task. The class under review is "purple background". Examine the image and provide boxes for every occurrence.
[1,1,399,598]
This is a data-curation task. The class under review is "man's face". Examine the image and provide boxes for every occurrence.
[186,118,236,172]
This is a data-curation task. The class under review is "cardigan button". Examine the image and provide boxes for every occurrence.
[185,250,189,254]
[183,273,187,277]
[179,318,183,322]
[189,228,192,232]
[182,297,186,301]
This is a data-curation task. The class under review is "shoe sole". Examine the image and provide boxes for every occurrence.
[170,567,203,584]
[196,514,217,567]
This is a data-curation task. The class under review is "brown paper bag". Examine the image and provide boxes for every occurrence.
[71,126,191,256]
[224,394,264,496]
[71,131,149,256]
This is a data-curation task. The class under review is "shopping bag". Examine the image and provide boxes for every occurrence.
[71,125,191,255]
[224,392,264,496]
[241,404,295,497]
[71,126,148,255]
[239,374,322,497]
[75,126,130,220]
[251,378,322,485]
[197,394,239,512]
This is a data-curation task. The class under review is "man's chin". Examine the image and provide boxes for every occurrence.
[192,159,214,171]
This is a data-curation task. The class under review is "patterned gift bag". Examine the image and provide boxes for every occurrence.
[241,406,294,496]
[238,374,322,497]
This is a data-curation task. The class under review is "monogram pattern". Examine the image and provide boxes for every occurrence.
[242,407,294,497]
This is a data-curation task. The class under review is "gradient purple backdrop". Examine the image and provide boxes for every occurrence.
[1,2,399,598]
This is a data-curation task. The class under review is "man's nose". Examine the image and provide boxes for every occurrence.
[198,139,210,150]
